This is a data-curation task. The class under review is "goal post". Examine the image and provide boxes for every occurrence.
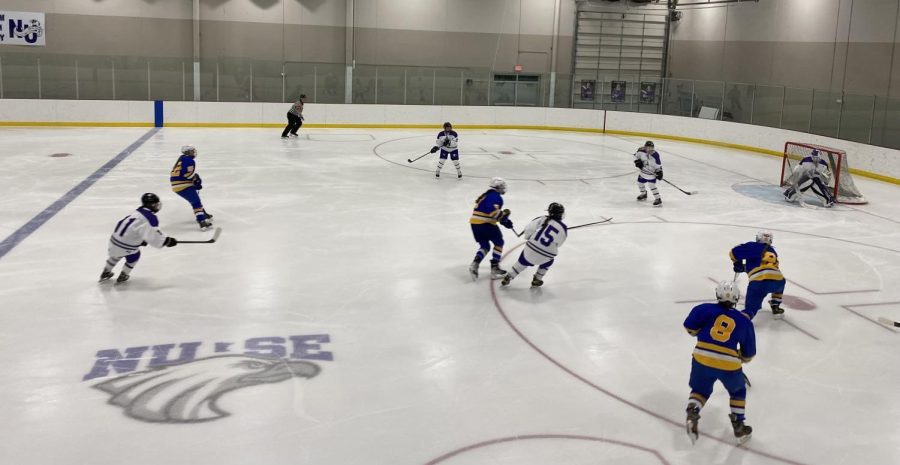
[780,142,867,204]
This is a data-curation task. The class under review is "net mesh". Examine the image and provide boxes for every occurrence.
[780,142,867,204]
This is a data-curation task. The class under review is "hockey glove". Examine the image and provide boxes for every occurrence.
[633,159,644,169]
[497,208,511,222]
[164,237,178,248]
[732,261,745,273]
[430,146,440,153]
[193,176,203,190]
[655,169,663,181]
[141,241,148,247]
[500,218,514,229]
[442,138,451,148]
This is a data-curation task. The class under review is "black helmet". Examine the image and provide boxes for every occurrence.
[644,140,654,148]
[548,202,565,220]
[443,122,452,129]
[141,193,161,212]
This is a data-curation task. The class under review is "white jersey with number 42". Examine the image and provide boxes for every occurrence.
[522,216,568,258]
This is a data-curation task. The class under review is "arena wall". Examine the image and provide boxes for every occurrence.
[0,98,896,184]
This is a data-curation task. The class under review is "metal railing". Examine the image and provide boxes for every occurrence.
[1,53,899,150]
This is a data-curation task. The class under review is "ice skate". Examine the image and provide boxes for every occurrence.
[729,414,752,444]
[468,261,479,281]
[115,273,130,284]
[490,263,507,279]
[686,405,701,444]
[771,303,785,320]
[435,172,440,178]
[204,213,214,221]
[200,219,213,231]
[501,274,512,286]
[653,198,662,206]
[457,172,462,179]
[99,271,114,283]
[636,192,648,201]
[531,276,544,287]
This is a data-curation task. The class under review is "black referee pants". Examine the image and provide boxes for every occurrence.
[282,113,302,137]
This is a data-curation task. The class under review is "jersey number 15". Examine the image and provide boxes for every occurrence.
[534,225,559,247]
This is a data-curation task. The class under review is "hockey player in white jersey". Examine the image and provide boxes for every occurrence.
[633,140,663,206]
[429,122,461,178]
[501,203,567,288]
[782,149,834,207]
[99,193,178,283]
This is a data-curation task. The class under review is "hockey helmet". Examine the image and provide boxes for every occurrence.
[755,230,773,245]
[181,145,197,157]
[489,177,508,194]
[715,280,741,305]
[548,202,565,220]
[644,140,655,149]
[443,121,452,130]
[141,193,162,212]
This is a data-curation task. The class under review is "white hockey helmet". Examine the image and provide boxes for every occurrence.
[181,145,197,157]
[715,280,741,305]
[490,177,508,194]
[756,230,773,245]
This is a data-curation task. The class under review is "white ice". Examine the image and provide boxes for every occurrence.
[1,127,899,465]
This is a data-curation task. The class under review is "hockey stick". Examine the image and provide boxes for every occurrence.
[743,372,752,388]
[661,178,698,195]
[178,227,222,244]
[407,151,432,163]
[568,218,613,230]
[877,317,900,327]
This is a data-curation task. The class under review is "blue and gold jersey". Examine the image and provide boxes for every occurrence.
[730,241,783,281]
[684,303,756,371]
[170,155,197,193]
[470,189,504,225]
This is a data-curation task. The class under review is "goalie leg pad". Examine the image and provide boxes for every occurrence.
[810,178,834,203]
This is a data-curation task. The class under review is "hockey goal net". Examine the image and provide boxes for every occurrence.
[780,142,867,204]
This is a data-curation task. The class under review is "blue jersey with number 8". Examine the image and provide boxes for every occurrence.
[684,303,756,371]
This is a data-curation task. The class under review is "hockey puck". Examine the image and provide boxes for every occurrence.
[49,153,72,158]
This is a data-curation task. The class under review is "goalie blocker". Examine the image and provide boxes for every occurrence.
[780,142,867,205]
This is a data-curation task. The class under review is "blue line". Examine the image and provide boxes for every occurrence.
[0,128,160,260]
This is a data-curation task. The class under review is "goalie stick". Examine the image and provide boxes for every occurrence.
[178,227,222,244]
[662,178,698,195]
[877,317,900,328]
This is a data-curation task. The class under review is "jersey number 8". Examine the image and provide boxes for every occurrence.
[709,315,736,342]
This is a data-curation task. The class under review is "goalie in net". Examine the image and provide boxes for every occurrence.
[780,142,867,206]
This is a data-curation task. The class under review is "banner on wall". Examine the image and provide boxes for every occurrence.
[579,80,595,100]
[640,82,656,103]
[610,80,626,103]
[0,11,45,46]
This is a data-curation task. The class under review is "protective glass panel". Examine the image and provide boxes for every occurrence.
[750,85,783,128]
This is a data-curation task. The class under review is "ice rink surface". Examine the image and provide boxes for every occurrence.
[1,127,899,465]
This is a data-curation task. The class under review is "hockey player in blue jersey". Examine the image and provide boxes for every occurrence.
[633,140,663,206]
[501,203,567,288]
[429,122,461,178]
[684,281,755,445]
[469,177,513,280]
[170,145,214,230]
[730,231,786,319]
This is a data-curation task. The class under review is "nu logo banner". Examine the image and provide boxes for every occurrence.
[83,334,332,423]
[0,11,45,46]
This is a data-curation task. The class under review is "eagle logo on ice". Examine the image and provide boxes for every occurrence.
[93,355,320,423]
